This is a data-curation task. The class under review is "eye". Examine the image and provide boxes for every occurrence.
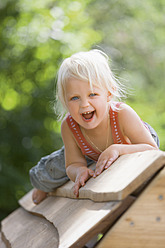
[89,93,97,97]
[71,96,79,101]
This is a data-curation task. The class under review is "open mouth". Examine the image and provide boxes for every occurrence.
[82,111,95,120]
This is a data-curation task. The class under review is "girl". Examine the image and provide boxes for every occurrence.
[30,49,159,204]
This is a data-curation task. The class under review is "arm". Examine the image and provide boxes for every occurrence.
[94,103,159,176]
[61,119,94,196]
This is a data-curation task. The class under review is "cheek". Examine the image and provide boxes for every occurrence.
[94,100,109,115]
[94,98,107,108]
[67,102,78,113]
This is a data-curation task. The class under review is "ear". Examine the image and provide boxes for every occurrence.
[107,91,112,102]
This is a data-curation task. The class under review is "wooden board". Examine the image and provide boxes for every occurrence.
[19,191,134,248]
[97,167,165,248]
[0,234,6,248]
[1,208,59,248]
[50,150,165,201]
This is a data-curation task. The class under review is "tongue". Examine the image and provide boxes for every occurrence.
[83,112,93,119]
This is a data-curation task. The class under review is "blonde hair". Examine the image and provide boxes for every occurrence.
[55,49,126,119]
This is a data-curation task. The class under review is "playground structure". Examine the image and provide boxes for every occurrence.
[1,150,165,248]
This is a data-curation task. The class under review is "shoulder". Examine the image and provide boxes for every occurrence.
[117,103,143,134]
[61,113,77,133]
[111,102,135,114]
[116,103,158,147]
[61,116,77,150]
[61,114,78,141]
[111,102,138,120]
[118,103,140,121]
[61,114,69,130]
[61,115,72,140]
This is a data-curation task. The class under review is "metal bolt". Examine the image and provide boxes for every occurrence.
[156,216,161,222]
[130,221,134,226]
[158,195,163,200]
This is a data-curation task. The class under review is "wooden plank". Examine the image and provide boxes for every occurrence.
[49,150,165,201]
[0,234,6,248]
[97,167,165,248]
[1,208,59,248]
[19,190,134,248]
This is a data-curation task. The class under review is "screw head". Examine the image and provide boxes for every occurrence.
[156,216,161,222]
[158,195,163,200]
[130,221,134,226]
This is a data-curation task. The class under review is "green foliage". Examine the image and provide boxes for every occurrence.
[88,0,165,149]
[126,88,165,151]
[89,0,165,88]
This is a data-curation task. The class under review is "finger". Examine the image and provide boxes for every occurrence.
[79,171,90,186]
[104,159,113,169]
[80,177,86,187]
[105,155,118,169]
[88,169,95,177]
[94,159,107,177]
[73,180,81,197]
[73,184,79,197]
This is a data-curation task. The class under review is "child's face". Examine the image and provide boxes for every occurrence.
[64,78,111,130]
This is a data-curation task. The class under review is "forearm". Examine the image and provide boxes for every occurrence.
[114,143,158,156]
[94,143,158,177]
[66,163,87,182]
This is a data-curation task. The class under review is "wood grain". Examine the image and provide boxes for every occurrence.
[50,150,165,201]
[14,150,165,247]
[97,167,165,248]
[19,191,134,248]
[1,208,59,248]
[0,234,6,248]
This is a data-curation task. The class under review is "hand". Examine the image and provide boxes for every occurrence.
[94,144,120,177]
[73,167,94,197]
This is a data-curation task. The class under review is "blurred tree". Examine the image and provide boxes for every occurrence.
[89,0,165,87]
[0,0,101,220]
[88,0,165,148]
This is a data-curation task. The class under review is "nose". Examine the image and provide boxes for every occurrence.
[80,97,90,108]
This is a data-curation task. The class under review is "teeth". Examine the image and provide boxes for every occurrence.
[84,111,91,114]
